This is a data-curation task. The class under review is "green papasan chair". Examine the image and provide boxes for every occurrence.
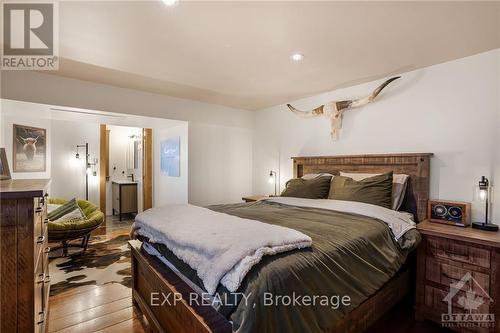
[48,198,105,257]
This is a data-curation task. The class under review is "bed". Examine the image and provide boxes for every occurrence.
[129,153,433,333]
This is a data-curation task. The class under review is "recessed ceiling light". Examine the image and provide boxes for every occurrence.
[290,53,304,62]
[162,0,179,7]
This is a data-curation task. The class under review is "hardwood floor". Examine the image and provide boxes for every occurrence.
[47,215,149,333]
[48,215,446,333]
[48,284,146,333]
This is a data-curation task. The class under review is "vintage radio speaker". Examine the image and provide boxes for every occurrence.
[427,200,471,227]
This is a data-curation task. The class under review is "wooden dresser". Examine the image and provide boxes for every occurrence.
[416,220,500,332]
[0,179,51,333]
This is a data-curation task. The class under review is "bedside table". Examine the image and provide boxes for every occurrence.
[242,195,269,203]
[415,220,500,331]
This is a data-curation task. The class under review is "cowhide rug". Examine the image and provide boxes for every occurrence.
[49,234,132,296]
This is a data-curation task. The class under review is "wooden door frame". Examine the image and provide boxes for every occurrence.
[142,128,153,210]
[99,124,108,220]
[99,125,153,217]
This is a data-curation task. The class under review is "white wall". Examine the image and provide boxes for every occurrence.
[188,123,253,204]
[1,71,254,205]
[253,49,500,223]
[50,120,100,204]
[154,123,189,207]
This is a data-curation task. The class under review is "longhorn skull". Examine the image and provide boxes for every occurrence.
[287,76,401,141]
[17,136,39,160]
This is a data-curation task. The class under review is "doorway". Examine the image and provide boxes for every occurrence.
[99,125,152,221]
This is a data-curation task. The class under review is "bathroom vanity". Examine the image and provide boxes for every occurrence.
[112,180,138,220]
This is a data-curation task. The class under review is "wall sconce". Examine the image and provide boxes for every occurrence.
[269,170,277,196]
[472,176,498,232]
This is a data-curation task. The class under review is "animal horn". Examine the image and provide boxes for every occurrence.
[286,104,324,118]
[349,76,401,108]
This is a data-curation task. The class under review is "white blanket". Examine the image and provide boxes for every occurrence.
[133,204,312,295]
[265,197,416,240]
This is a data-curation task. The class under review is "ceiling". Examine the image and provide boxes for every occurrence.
[50,1,500,110]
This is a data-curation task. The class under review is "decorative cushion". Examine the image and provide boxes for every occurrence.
[281,175,332,199]
[47,199,104,232]
[48,198,79,221]
[56,207,84,223]
[328,172,394,209]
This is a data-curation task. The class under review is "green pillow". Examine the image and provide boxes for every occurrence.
[281,175,332,199]
[47,198,79,221]
[328,172,393,209]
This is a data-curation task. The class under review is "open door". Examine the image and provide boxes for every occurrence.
[142,128,153,210]
[99,125,153,217]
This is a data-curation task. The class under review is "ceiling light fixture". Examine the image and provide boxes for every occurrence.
[162,0,179,6]
[290,53,304,62]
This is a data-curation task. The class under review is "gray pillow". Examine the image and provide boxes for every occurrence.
[281,175,332,199]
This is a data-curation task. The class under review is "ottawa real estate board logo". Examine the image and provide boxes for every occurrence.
[2,1,59,70]
[442,272,495,329]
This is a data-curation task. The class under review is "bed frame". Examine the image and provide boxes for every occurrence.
[130,153,433,333]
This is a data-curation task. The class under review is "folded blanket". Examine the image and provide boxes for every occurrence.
[133,204,312,294]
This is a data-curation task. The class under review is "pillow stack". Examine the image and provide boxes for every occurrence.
[280,171,409,210]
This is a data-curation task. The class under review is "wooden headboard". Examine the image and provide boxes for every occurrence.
[292,153,433,222]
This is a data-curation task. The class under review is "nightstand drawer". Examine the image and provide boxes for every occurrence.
[424,285,491,316]
[427,237,490,269]
[426,257,490,293]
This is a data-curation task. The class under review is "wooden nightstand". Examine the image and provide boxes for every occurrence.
[415,220,500,331]
[242,195,269,203]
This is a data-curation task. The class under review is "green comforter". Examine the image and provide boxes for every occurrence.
[142,200,419,333]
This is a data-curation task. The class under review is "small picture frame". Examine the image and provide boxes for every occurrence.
[0,148,11,180]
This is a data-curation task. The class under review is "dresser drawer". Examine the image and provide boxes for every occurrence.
[34,256,45,332]
[426,257,490,293]
[427,237,490,269]
[35,309,46,333]
[424,285,491,316]
[34,224,47,269]
[34,209,43,240]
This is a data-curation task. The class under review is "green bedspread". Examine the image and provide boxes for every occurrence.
[142,200,419,333]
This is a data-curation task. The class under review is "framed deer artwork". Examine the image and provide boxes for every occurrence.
[13,124,47,172]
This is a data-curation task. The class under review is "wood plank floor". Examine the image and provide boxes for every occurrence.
[48,283,148,333]
[47,214,446,333]
[47,215,149,333]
